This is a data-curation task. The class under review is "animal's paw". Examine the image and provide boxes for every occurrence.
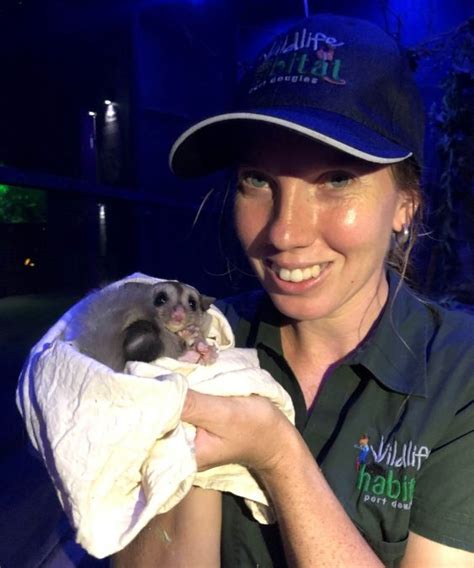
[178,341,218,365]
[177,324,201,345]
[195,341,218,365]
[178,350,203,364]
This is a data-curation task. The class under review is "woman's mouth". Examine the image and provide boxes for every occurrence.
[268,262,329,283]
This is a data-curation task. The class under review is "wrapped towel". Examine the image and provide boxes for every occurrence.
[16,273,294,559]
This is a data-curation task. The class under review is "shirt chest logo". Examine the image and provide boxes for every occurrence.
[353,434,430,511]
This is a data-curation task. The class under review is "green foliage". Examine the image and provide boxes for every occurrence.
[0,184,47,223]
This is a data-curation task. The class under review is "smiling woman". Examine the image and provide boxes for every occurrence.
[233,130,414,329]
[114,13,474,568]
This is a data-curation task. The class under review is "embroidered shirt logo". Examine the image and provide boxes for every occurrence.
[248,28,347,95]
[353,434,430,511]
[367,435,430,471]
[354,434,370,471]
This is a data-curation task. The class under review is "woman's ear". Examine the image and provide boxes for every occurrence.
[392,191,418,232]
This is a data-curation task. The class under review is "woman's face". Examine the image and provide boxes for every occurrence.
[234,130,411,324]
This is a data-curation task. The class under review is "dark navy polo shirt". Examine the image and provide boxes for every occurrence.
[217,273,474,567]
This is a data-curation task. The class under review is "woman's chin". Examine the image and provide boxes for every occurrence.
[268,292,332,323]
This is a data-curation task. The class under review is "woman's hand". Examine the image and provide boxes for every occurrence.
[183,390,385,567]
[182,389,297,475]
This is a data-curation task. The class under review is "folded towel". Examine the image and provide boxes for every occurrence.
[16,273,295,559]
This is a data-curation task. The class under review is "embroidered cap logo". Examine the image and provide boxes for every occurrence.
[249,28,346,95]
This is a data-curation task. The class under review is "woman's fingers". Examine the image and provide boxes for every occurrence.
[182,390,295,473]
[182,390,232,430]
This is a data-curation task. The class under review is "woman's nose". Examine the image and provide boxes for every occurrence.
[267,180,318,251]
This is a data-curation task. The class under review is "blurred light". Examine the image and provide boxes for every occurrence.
[303,0,309,17]
[104,99,112,105]
[88,111,97,117]
[98,204,107,257]
[24,258,36,267]
[105,104,117,122]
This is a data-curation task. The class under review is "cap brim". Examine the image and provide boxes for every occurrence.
[169,109,413,178]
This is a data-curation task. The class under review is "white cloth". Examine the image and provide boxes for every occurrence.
[16,273,294,559]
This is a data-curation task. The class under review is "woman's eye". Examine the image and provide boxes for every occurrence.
[240,173,270,189]
[325,171,353,189]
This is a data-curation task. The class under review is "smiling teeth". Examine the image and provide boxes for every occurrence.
[276,264,323,282]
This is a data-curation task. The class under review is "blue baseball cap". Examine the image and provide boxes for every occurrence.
[169,13,425,177]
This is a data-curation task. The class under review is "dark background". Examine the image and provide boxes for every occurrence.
[0,1,473,566]
[0,0,472,300]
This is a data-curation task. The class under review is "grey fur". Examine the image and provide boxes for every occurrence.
[64,281,215,372]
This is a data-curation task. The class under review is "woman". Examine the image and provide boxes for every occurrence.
[114,13,473,567]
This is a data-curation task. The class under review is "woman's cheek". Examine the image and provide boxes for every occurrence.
[325,205,382,251]
[234,199,268,248]
[339,204,397,261]
[233,199,249,244]
[341,207,358,228]
[327,206,361,242]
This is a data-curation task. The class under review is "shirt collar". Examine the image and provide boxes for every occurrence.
[247,271,432,398]
[350,271,431,397]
